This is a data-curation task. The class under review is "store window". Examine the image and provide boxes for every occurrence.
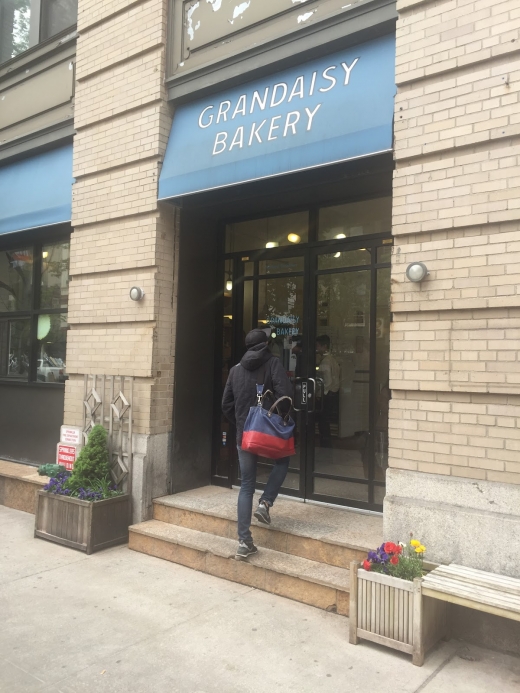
[0,238,69,382]
[318,197,392,241]
[226,212,309,253]
[0,0,77,65]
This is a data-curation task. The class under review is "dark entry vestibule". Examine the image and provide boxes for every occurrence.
[171,157,392,512]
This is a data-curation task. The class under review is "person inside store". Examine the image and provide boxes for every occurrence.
[222,327,293,560]
[315,335,340,448]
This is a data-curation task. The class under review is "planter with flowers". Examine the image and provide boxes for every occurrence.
[349,537,447,666]
[35,425,130,554]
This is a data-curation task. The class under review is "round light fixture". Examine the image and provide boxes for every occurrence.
[406,262,428,283]
[37,314,51,340]
[287,233,301,244]
[334,233,347,239]
[271,332,277,339]
[334,252,341,258]
[265,241,279,248]
[129,286,145,301]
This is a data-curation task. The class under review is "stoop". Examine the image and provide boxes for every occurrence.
[129,486,382,615]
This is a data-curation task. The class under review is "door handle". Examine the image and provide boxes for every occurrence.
[307,378,316,413]
[315,377,325,413]
[293,377,316,412]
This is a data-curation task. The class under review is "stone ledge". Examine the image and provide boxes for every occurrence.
[0,460,48,515]
[384,469,520,578]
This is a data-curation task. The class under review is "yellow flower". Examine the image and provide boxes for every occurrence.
[415,545,426,554]
[410,539,420,547]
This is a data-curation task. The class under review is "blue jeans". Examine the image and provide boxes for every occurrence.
[237,448,290,543]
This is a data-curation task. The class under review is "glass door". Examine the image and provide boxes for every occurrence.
[234,251,307,497]
[213,201,392,511]
[306,240,391,509]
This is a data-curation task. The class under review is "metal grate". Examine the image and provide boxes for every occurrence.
[82,375,133,499]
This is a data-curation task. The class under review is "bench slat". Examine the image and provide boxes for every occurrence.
[422,576,520,613]
[433,565,520,596]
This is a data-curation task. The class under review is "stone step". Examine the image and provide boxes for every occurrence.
[152,486,382,569]
[129,519,350,615]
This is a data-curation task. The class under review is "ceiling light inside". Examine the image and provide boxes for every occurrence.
[287,233,301,244]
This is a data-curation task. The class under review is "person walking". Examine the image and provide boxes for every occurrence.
[222,327,293,561]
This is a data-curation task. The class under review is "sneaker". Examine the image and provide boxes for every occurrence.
[254,501,271,525]
[235,541,258,561]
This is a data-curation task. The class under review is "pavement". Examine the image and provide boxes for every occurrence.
[1,505,520,693]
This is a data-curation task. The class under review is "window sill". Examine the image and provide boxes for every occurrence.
[0,379,66,389]
[0,26,77,80]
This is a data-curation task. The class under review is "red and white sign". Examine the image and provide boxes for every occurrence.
[57,444,78,471]
[60,426,82,446]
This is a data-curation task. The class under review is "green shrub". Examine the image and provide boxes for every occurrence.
[70,424,110,485]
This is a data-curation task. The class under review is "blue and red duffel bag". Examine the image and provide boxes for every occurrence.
[241,388,295,459]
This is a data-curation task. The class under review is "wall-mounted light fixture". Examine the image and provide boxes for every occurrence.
[129,286,145,301]
[225,270,233,292]
[265,241,279,248]
[406,262,429,283]
[287,233,301,244]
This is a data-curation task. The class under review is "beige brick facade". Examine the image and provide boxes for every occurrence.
[65,0,176,460]
[389,0,520,488]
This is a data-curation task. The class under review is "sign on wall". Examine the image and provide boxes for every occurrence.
[57,443,78,471]
[159,34,396,199]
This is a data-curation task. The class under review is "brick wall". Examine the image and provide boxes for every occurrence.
[390,0,520,484]
[65,0,175,438]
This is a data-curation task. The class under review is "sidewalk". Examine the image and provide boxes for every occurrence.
[1,505,519,693]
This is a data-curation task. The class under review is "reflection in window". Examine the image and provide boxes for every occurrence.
[41,241,70,309]
[0,0,78,65]
[226,212,308,253]
[40,0,77,42]
[0,247,33,312]
[0,318,31,379]
[319,197,392,240]
[0,0,31,63]
[36,313,67,381]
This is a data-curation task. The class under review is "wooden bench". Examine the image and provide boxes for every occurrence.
[422,563,520,625]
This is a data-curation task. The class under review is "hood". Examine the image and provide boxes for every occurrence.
[240,343,273,371]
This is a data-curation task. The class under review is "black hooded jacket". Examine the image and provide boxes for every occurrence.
[222,343,293,446]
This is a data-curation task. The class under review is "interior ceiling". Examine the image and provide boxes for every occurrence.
[174,152,394,226]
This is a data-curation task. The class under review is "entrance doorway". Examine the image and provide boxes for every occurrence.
[213,198,391,511]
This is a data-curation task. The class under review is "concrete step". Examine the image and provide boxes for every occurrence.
[129,519,350,615]
[152,486,382,569]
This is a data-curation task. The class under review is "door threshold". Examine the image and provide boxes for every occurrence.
[231,485,383,516]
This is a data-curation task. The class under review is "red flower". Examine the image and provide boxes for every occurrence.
[396,545,403,554]
[384,542,399,554]
[362,560,371,571]
[390,555,399,565]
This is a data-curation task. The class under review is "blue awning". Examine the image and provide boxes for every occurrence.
[0,144,73,236]
[159,35,396,200]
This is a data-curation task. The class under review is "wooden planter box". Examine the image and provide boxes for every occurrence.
[35,491,130,554]
[349,562,447,666]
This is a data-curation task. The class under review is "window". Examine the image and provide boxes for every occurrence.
[0,238,69,382]
[0,0,77,65]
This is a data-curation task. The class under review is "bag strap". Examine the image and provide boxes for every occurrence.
[255,363,266,405]
[268,396,293,422]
